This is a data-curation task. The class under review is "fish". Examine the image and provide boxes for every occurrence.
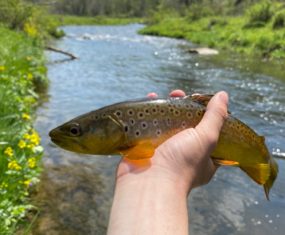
[49,94,278,200]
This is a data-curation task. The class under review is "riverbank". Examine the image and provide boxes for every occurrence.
[53,14,144,26]
[140,2,285,60]
[0,25,48,234]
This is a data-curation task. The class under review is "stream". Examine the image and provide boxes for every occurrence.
[33,24,285,235]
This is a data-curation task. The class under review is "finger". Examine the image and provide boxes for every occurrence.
[196,91,228,151]
[170,90,186,97]
[147,92,158,98]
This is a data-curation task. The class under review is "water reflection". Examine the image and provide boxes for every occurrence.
[34,24,285,235]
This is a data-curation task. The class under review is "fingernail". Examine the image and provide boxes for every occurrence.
[218,91,228,105]
[147,93,158,98]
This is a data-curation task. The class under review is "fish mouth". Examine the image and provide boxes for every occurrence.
[49,128,62,145]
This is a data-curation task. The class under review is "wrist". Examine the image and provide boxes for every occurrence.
[109,162,190,235]
[116,159,192,196]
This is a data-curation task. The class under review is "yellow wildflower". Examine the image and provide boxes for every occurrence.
[27,73,33,80]
[22,113,31,121]
[4,147,13,157]
[0,65,5,71]
[8,160,22,171]
[26,144,34,149]
[30,131,40,145]
[28,158,36,168]
[23,179,31,187]
[23,133,30,140]
[23,22,38,38]
[18,140,26,149]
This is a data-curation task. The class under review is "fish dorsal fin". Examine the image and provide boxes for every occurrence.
[190,94,214,106]
[190,93,231,114]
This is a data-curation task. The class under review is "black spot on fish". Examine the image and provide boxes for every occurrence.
[115,110,122,117]
[135,130,141,137]
[174,110,180,116]
[127,109,134,116]
[129,118,135,126]
[156,129,162,136]
[138,112,144,119]
[141,122,148,129]
[197,110,202,116]
[124,125,129,132]
[186,112,192,119]
[181,121,187,129]
[153,119,158,126]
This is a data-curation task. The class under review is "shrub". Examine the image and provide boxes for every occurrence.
[272,10,285,29]
[0,0,64,40]
[247,1,273,26]
[186,4,214,22]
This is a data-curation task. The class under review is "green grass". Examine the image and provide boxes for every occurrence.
[52,14,144,26]
[0,25,46,234]
[140,2,285,60]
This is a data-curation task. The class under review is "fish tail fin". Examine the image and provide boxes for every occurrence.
[240,163,270,197]
[263,158,278,200]
[240,158,278,200]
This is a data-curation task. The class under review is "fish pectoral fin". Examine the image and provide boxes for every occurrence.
[213,159,239,166]
[119,140,155,160]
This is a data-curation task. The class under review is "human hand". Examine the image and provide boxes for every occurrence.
[116,90,228,193]
[108,90,228,235]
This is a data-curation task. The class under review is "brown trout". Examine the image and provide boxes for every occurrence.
[49,94,278,199]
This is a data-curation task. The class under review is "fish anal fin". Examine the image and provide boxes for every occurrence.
[213,159,239,166]
[119,140,155,160]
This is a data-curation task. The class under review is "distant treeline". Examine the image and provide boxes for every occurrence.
[26,0,273,17]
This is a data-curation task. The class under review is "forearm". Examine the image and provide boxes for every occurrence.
[107,170,189,235]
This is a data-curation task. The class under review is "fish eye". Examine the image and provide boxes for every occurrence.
[69,124,81,137]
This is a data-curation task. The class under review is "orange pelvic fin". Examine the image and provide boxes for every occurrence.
[120,140,155,160]
[213,159,239,166]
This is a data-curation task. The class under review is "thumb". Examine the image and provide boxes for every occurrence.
[196,91,229,154]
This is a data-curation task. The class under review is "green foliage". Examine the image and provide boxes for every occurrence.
[53,14,143,26]
[272,10,285,29]
[141,14,285,60]
[246,1,273,26]
[185,3,214,22]
[0,26,46,234]
[0,0,64,41]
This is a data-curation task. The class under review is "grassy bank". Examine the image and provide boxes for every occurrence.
[53,14,144,26]
[0,25,47,234]
[140,2,285,60]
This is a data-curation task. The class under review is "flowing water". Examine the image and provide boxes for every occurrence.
[33,24,285,235]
